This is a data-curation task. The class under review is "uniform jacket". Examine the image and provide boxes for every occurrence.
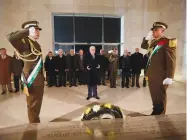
[108,54,119,72]
[130,52,144,74]
[85,54,100,85]
[0,55,12,84]
[7,29,44,86]
[11,55,24,76]
[141,37,176,79]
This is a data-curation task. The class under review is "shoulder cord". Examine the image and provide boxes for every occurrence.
[14,39,42,62]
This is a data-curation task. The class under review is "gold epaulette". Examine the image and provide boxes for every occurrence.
[169,38,177,48]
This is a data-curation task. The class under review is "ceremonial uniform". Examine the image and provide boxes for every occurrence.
[141,22,176,115]
[7,21,44,123]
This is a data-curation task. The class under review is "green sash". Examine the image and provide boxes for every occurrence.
[146,45,161,69]
[21,57,42,95]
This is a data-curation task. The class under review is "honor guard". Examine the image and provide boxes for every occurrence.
[141,22,176,115]
[7,21,44,123]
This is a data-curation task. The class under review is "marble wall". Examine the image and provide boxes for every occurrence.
[0,0,186,82]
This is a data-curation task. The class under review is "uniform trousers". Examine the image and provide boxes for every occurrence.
[148,74,168,115]
[88,85,98,97]
[27,86,44,123]
[110,71,117,88]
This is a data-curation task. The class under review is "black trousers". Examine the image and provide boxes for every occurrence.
[132,73,140,87]
[57,71,66,87]
[99,69,106,84]
[121,71,130,87]
[78,70,85,84]
[14,76,20,91]
[88,85,98,97]
[68,70,77,86]
[48,72,56,86]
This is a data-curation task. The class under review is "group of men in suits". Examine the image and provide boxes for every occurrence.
[44,48,109,88]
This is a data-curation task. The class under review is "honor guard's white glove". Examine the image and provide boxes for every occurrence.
[96,64,100,69]
[163,78,173,85]
[145,30,153,41]
[29,27,36,38]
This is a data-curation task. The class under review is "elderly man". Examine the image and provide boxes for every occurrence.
[0,48,13,94]
[66,49,79,87]
[55,49,66,87]
[131,48,144,88]
[77,49,85,85]
[119,49,131,88]
[85,46,100,100]
[141,22,176,115]
[7,21,44,123]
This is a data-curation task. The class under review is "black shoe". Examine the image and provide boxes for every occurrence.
[110,86,113,88]
[126,86,129,88]
[95,96,100,100]
[86,97,91,100]
[121,86,124,88]
[102,83,106,86]
[69,85,72,87]
[75,85,77,87]
[14,90,19,93]
[113,86,116,88]
[9,90,13,93]
[136,86,140,88]
[48,85,53,87]
[1,91,6,95]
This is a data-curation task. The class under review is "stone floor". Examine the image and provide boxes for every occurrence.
[0,79,186,128]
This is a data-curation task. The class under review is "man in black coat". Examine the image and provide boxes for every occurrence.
[44,51,56,87]
[85,46,100,100]
[66,49,79,87]
[77,49,85,85]
[119,49,131,88]
[98,49,109,85]
[131,48,144,88]
[55,49,66,87]
[143,53,149,87]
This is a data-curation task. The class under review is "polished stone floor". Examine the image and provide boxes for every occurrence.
[0,79,186,128]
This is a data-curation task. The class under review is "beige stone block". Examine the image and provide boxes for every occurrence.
[87,6,104,14]
[88,0,102,6]
[103,0,114,7]
[103,6,115,15]
[113,0,128,8]
[74,5,89,14]
[114,7,126,16]
[74,0,89,6]
[46,4,74,13]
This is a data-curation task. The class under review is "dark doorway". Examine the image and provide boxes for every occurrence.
[75,45,102,55]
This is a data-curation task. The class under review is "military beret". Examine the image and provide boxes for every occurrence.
[22,20,42,30]
[151,22,168,30]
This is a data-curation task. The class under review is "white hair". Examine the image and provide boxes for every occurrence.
[58,49,63,52]
[89,46,95,51]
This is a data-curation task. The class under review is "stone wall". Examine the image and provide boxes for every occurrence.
[0,0,186,82]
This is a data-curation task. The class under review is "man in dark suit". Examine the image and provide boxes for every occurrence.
[98,49,108,86]
[44,51,56,87]
[119,49,131,88]
[85,46,100,100]
[77,49,85,85]
[66,49,79,87]
[55,49,66,87]
[131,48,144,88]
